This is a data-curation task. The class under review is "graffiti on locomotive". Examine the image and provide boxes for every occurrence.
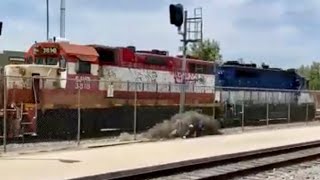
[174,72,206,85]
[75,75,91,90]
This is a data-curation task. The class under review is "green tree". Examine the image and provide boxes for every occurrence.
[308,62,320,90]
[187,39,222,61]
[297,65,310,78]
[298,62,320,90]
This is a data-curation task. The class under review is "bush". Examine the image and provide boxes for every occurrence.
[119,132,133,141]
[142,111,222,140]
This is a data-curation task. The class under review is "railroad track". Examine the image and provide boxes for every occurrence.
[71,140,320,180]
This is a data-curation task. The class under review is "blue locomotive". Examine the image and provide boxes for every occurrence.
[215,61,314,127]
[216,61,306,90]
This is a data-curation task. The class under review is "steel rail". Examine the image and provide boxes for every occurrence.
[70,140,320,180]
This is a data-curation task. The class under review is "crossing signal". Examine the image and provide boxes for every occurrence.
[169,4,184,28]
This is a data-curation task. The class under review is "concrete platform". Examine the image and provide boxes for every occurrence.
[1,126,320,180]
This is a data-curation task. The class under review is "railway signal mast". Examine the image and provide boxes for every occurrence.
[169,4,203,113]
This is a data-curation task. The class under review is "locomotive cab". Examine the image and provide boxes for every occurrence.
[2,40,99,138]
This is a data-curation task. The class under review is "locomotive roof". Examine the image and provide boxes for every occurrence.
[28,42,99,59]
[87,44,115,49]
[28,41,217,65]
[185,58,215,64]
[87,44,215,64]
[220,62,297,73]
[59,43,99,57]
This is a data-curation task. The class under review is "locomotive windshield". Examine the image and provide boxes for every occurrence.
[30,45,62,66]
[35,57,58,65]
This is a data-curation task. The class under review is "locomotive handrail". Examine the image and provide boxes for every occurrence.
[2,74,320,93]
[214,86,314,93]
[32,77,38,121]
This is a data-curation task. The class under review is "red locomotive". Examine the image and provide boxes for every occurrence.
[1,39,218,139]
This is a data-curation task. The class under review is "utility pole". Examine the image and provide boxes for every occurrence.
[169,5,203,113]
[46,0,49,40]
[60,0,66,38]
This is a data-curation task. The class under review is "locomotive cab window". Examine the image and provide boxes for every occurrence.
[35,58,45,65]
[76,60,91,74]
[34,57,58,65]
[59,56,67,69]
[46,58,58,65]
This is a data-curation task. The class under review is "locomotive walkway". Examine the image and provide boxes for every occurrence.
[1,125,320,180]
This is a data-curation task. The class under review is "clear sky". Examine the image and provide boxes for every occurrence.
[0,0,319,69]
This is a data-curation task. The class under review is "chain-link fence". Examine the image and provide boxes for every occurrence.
[0,75,320,153]
[215,86,317,130]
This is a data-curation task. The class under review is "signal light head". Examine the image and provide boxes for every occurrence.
[169,4,184,28]
[0,22,2,36]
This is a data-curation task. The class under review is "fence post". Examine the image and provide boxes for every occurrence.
[266,103,269,126]
[212,89,216,120]
[3,75,7,153]
[225,90,230,118]
[306,103,309,125]
[241,98,245,132]
[77,85,81,146]
[133,82,137,140]
[287,103,291,124]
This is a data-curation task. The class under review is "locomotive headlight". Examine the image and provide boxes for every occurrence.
[10,102,16,108]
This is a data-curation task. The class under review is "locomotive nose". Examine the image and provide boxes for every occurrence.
[5,64,59,78]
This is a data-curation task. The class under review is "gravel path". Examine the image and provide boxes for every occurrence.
[233,159,320,180]
[1,120,319,155]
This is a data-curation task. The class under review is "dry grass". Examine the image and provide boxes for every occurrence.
[118,132,133,141]
[142,111,222,140]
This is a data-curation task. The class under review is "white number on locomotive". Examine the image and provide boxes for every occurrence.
[43,47,57,54]
[75,76,91,90]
